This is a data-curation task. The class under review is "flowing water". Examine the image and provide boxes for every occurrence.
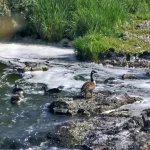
[0,41,150,149]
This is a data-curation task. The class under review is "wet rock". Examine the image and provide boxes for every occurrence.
[102,59,150,68]
[17,62,48,72]
[122,74,137,80]
[141,111,150,131]
[122,73,150,80]
[106,48,116,60]
[139,51,150,60]
[48,91,141,116]
[59,38,72,47]
[126,53,131,61]
[104,77,116,84]
[46,116,150,150]
[116,52,124,58]
[48,99,73,115]
[101,109,131,117]
[99,52,105,61]
[144,108,150,116]
[74,75,87,81]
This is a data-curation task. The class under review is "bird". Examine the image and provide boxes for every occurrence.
[81,70,97,99]
[12,84,24,97]
[42,86,64,95]
[10,95,21,104]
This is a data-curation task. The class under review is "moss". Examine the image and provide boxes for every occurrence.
[57,121,89,146]
[62,121,92,145]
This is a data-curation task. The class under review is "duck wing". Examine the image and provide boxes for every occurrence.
[81,81,96,92]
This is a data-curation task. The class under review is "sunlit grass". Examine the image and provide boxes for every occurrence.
[73,33,150,62]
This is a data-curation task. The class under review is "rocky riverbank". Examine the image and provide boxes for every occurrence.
[48,91,141,116]
[46,90,150,150]
[46,114,150,150]
[98,20,150,68]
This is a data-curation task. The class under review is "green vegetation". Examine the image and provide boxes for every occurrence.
[74,34,150,61]
[0,0,150,61]
[30,0,128,41]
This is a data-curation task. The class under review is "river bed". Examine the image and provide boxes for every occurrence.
[0,41,150,149]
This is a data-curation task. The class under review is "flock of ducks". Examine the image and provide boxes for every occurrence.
[10,70,97,104]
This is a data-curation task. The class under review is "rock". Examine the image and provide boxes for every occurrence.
[139,51,150,60]
[104,77,116,84]
[105,48,116,60]
[74,75,87,81]
[122,74,137,80]
[17,62,48,73]
[126,53,131,61]
[144,108,150,116]
[48,91,141,116]
[116,52,124,58]
[46,116,150,149]
[141,111,150,131]
[122,73,150,80]
[100,51,150,68]
[59,38,72,47]
[48,99,73,115]
[99,52,105,61]
[101,109,131,117]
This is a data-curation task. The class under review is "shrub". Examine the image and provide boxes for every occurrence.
[0,1,10,16]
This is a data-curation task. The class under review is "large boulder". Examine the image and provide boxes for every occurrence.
[48,91,142,116]
[46,116,150,150]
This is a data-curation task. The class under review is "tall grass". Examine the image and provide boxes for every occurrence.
[31,0,150,42]
[31,0,129,41]
[31,0,74,41]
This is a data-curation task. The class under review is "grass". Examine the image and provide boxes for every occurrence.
[30,0,129,41]
[73,34,150,62]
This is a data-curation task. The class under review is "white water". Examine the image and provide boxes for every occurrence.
[0,42,150,115]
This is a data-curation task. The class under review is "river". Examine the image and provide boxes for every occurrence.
[0,41,150,149]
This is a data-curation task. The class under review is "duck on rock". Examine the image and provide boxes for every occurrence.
[81,70,97,99]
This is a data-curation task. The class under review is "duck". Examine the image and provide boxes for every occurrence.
[12,84,24,96]
[42,86,64,95]
[10,95,21,104]
[81,70,97,99]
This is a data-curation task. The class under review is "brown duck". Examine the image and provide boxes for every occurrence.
[81,70,97,99]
